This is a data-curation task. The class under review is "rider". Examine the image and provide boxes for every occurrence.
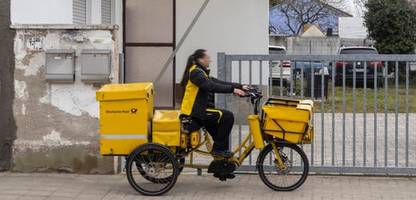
[180,49,248,158]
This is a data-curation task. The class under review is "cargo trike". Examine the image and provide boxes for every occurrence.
[96,83,314,196]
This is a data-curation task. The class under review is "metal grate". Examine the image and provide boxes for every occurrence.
[73,0,87,24]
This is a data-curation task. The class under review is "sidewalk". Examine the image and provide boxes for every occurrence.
[0,173,415,200]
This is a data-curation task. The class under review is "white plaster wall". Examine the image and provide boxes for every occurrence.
[89,0,102,24]
[11,0,73,24]
[339,17,368,39]
[11,0,113,25]
[175,0,269,83]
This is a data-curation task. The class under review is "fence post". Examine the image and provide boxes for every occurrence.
[217,52,226,109]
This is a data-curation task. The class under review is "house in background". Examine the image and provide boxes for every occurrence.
[270,2,352,36]
[338,17,368,39]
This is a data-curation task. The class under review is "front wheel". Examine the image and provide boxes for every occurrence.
[257,142,309,191]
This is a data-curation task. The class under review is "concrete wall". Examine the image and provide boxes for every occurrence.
[270,36,374,55]
[0,0,16,171]
[175,0,269,83]
[10,24,119,173]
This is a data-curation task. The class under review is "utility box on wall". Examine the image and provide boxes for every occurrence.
[45,49,75,83]
[81,49,111,83]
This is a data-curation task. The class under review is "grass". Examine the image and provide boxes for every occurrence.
[271,80,416,113]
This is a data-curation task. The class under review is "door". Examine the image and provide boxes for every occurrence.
[124,0,176,108]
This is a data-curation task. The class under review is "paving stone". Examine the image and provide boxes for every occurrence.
[0,173,415,200]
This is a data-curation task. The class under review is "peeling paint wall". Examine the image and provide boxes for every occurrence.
[0,0,16,171]
[11,25,119,173]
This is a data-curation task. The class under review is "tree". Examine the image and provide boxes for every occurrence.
[270,0,348,35]
[364,0,416,54]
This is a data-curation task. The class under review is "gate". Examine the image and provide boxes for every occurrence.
[217,53,416,175]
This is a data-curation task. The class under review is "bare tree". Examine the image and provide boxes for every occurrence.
[270,0,348,35]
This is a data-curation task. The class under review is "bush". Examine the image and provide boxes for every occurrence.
[364,0,416,54]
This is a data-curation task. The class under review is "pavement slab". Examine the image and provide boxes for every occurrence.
[0,173,415,200]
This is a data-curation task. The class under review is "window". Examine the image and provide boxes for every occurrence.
[72,0,114,24]
[101,0,112,24]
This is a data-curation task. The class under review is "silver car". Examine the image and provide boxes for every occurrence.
[269,46,291,87]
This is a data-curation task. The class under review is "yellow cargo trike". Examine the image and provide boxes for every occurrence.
[96,82,314,196]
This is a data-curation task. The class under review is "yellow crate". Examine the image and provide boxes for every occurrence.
[96,82,154,155]
[152,110,181,147]
[262,98,314,144]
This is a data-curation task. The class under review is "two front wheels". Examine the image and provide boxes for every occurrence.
[126,142,309,196]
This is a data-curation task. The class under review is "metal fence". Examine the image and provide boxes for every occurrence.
[217,53,416,175]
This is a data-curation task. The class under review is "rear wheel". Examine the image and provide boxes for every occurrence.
[257,142,309,191]
[136,157,184,184]
[126,143,179,196]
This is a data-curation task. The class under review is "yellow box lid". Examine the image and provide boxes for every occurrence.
[96,82,153,101]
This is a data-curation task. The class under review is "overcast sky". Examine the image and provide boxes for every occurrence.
[346,0,364,17]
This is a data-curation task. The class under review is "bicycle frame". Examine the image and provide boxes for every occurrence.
[181,88,290,170]
[183,121,259,169]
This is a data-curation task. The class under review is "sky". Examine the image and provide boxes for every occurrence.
[346,0,364,17]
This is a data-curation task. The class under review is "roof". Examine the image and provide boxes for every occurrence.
[324,3,353,17]
[301,24,325,37]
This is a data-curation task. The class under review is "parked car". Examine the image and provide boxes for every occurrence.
[293,61,330,98]
[333,46,384,87]
[269,46,291,87]
[293,61,329,78]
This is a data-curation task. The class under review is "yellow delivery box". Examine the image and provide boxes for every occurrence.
[152,110,181,147]
[96,83,154,155]
[262,98,314,144]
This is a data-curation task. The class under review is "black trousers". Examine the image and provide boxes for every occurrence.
[203,109,234,151]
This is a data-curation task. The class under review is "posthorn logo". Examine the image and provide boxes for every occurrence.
[130,108,138,114]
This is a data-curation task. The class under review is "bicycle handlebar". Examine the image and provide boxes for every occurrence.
[241,87,263,115]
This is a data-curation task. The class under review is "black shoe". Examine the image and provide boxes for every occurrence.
[212,150,234,158]
[213,173,235,181]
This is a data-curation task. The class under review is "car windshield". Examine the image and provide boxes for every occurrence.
[340,48,377,54]
[269,49,286,55]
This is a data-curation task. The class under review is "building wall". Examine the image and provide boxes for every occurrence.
[339,17,368,39]
[175,0,269,83]
[11,0,122,26]
[270,36,374,55]
[11,25,119,173]
[11,0,73,24]
[0,0,16,171]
